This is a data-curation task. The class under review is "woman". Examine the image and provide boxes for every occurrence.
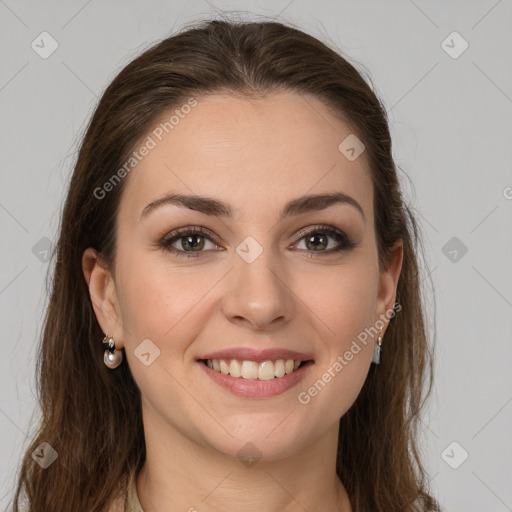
[11,17,440,512]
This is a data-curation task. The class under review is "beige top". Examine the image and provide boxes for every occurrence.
[108,470,144,512]
[125,470,144,512]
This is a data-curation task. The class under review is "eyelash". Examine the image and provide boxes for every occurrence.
[157,224,357,259]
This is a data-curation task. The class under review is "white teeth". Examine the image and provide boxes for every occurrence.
[241,360,259,379]
[274,359,285,378]
[258,361,275,381]
[229,359,242,378]
[205,358,305,380]
[219,360,230,375]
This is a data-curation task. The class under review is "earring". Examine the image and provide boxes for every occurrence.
[372,330,383,365]
[102,334,123,369]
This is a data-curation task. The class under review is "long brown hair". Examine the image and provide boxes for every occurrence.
[11,16,440,512]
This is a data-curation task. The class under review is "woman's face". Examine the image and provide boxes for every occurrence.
[87,91,401,461]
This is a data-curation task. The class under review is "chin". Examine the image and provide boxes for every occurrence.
[197,417,315,463]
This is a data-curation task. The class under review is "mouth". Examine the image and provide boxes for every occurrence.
[198,358,313,380]
[197,349,315,399]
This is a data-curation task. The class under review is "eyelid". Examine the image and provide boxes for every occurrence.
[159,225,221,246]
[168,225,218,239]
[293,223,346,241]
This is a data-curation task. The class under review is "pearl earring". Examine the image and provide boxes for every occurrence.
[102,334,123,369]
[372,330,383,365]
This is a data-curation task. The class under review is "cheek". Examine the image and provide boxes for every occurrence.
[294,260,379,350]
[291,263,378,416]
[116,248,207,338]
[116,261,210,406]
[296,347,371,435]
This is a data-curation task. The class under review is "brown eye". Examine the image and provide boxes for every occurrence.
[158,224,356,259]
[158,227,221,258]
[176,233,206,252]
[292,225,356,255]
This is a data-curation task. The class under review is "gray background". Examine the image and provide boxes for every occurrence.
[1,1,511,510]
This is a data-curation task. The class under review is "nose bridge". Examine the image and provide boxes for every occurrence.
[223,232,293,329]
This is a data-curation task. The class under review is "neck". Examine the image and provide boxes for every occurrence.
[135,409,352,512]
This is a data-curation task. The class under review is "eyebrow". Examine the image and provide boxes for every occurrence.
[140,191,366,223]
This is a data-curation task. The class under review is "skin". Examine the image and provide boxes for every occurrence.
[82,91,402,511]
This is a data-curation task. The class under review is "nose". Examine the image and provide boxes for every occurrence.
[221,246,295,331]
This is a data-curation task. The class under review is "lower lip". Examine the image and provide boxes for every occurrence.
[198,360,314,399]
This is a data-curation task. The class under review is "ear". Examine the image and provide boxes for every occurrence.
[82,247,124,348]
[375,238,403,334]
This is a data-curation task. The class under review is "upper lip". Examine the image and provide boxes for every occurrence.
[199,347,314,363]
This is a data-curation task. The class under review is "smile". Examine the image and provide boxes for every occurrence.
[202,358,307,380]
[198,358,315,399]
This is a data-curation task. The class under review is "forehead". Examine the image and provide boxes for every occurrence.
[119,91,373,225]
